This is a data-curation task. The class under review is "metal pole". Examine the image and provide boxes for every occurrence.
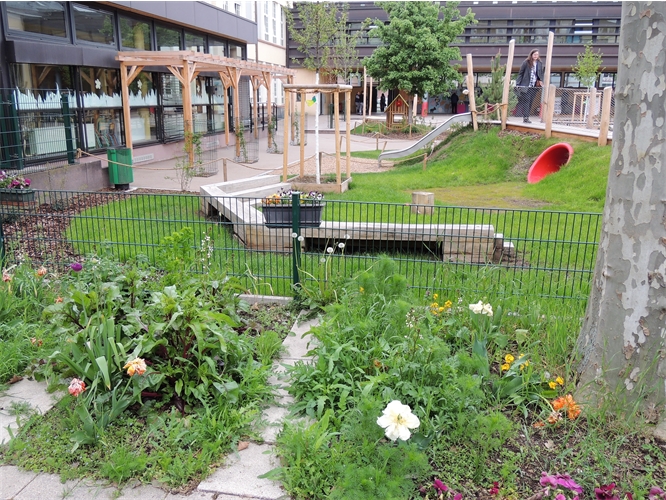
[61,94,76,165]
[291,191,301,288]
[0,216,5,267]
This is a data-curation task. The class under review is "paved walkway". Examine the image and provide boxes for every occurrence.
[0,307,319,500]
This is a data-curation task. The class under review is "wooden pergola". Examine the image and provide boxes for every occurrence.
[282,84,352,187]
[116,50,296,161]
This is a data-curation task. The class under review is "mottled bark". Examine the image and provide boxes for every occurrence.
[577,2,666,436]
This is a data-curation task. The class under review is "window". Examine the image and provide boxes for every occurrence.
[229,43,243,59]
[156,25,181,51]
[79,67,119,97]
[5,1,67,38]
[185,31,204,52]
[234,3,241,16]
[550,73,562,87]
[72,3,115,46]
[119,16,151,50]
[209,38,226,57]
[11,63,73,91]
[272,19,276,44]
[564,72,582,88]
[264,16,269,41]
[599,72,616,88]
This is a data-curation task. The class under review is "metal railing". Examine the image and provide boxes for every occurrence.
[0,190,601,300]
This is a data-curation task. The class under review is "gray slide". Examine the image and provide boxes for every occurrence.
[378,112,472,162]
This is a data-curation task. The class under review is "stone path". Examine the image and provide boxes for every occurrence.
[0,315,319,500]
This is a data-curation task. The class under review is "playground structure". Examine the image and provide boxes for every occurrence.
[527,143,574,184]
[282,84,352,193]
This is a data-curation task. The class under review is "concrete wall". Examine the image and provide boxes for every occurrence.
[28,161,110,192]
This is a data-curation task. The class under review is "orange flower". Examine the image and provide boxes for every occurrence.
[36,266,47,277]
[373,359,382,368]
[68,378,86,397]
[533,421,546,428]
[55,297,63,303]
[2,271,11,282]
[547,411,562,424]
[551,394,581,420]
[123,358,147,376]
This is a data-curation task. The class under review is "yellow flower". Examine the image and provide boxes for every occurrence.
[501,363,510,371]
[438,307,445,313]
[555,376,564,386]
[360,287,364,293]
[444,300,452,309]
[123,358,147,376]
[504,354,515,364]
[548,381,558,389]
[520,360,530,371]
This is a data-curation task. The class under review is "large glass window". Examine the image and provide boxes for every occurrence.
[79,67,121,107]
[11,63,73,91]
[83,109,122,149]
[185,31,205,52]
[209,38,227,57]
[157,25,181,51]
[72,3,115,45]
[161,74,182,106]
[229,43,244,59]
[129,108,157,143]
[128,72,157,106]
[120,16,151,50]
[5,1,67,38]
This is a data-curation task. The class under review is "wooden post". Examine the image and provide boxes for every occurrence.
[466,53,478,131]
[182,61,194,165]
[542,32,554,108]
[223,158,228,181]
[334,90,341,186]
[362,66,367,122]
[265,72,273,151]
[253,78,259,139]
[300,90,305,178]
[345,89,351,179]
[501,40,515,129]
[283,89,290,181]
[224,83,230,146]
[120,63,132,150]
[598,86,612,146]
[290,76,296,144]
[544,85,556,138]
[586,87,597,129]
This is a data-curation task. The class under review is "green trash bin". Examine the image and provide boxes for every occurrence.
[107,148,134,190]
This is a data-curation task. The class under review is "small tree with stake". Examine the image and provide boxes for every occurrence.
[481,52,505,120]
[572,42,605,89]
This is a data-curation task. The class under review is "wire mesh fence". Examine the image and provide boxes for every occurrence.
[0,190,601,301]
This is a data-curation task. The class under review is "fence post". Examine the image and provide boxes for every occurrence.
[545,86,556,138]
[598,87,612,146]
[8,92,24,170]
[0,216,5,267]
[222,158,228,182]
[61,94,76,165]
[291,191,301,289]
[586,87,597,129]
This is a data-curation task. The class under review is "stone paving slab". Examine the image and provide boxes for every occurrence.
[0,380,58,445]
[197,444,287,499]
[13,474,80,500]
[0,466,38,500]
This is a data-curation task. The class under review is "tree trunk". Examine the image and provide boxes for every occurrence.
[576,2,666,438]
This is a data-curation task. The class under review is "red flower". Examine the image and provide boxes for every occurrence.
[68,378,86,397]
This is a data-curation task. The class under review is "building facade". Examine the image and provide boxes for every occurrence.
[288,1,621,113]
[0,1,258,166]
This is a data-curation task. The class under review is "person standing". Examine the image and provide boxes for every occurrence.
[355,92,362,114]
[380,93,386,112]
[450,91,459,114]
[515,49,544,123]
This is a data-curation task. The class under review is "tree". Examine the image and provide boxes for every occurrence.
[576,2,666,439]
[364,1,475,122]
[286,2,342,184]
[572,42,605,88]
[481,52,505,119]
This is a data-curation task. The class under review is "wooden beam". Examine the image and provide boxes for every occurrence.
[253,77,259,140]
[218,72,231,147]
[334,90,341,186]
[264,71,273,151]
[181,59,194,165]
[544,85,556,138]
[501,40,515,130]
[120,62,133,151]
[345,90,351,179]
[166,66,185,85]
[283,89,290,181]
[598,86,612,146]
[127,65,144,85]
[300,90,305,178]
[466,53,478,131]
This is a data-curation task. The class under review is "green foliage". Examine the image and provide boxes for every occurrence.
[573,43,605,88]
[365,2,476,98]
[481,52,505,104]
[286,2,341,74]
[172,129,203,192]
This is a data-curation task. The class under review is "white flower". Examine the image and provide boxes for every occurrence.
[298,235,304,242]
[338,242,345,249]
[95,79,101,90]
[137,79,143,90]
[462,88,469,95]
[320,258,326,263]
[377,400,420,441]
[344,234,350,239]
[326,247,334,254]
[469,301,493,317]
[291,232,298,238]
[469,301,484,315]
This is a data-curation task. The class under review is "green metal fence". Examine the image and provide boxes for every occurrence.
[0,190,602,300]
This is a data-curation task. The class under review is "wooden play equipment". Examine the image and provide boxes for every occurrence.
[282,84,352,192]
[385,94,409,128]
[116,50,296,162]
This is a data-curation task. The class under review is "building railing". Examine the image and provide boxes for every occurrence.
[0,190,601,300]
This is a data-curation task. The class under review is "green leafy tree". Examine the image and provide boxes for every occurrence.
[481,52,504,104]
[365,1,475,122]
[572,42,605,88]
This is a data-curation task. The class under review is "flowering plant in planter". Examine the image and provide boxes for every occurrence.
[262,188,323,206]
[0,170,32,190]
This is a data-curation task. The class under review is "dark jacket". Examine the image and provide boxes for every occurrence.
[516,59,544,87]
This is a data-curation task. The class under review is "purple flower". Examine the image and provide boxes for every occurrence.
[70,262,83,272]
[595,483,619,500]
[433,479,448,493]
[649,487,666,500]
[540,473,583,494]
[453,493,462,500]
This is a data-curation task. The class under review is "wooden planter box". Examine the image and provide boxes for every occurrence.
[262,203,324,228]
[0,189,36,203]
